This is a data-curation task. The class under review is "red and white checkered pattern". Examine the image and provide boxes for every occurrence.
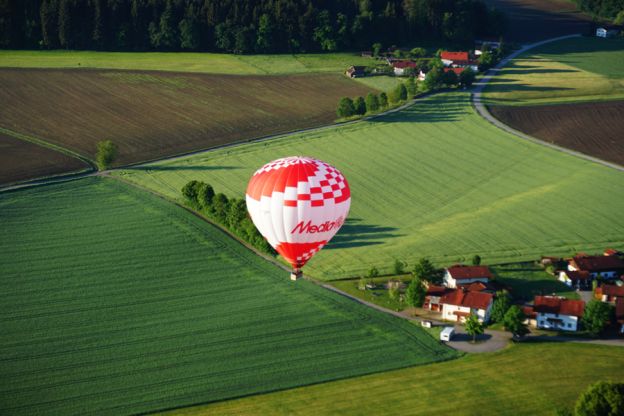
[246,156,351,271]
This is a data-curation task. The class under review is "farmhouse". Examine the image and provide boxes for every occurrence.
[440,51,469,66]
[558,270,591,290]
[595,284,624,303]
[443,264,492,288]
[423,285,448,311]
[525,296,585,331]
[596,27,619,38]
[392,60,418,76]
[567,254,624,279]
[440,288,494,323]
[345,65,367,78]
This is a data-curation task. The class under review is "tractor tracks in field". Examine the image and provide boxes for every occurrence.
[471,34,624,173]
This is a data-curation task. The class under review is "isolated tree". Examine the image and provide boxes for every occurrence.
[95,140,118,170]
[197,182,215,208]
[575,381,624,416]
[490,290,511,323]
[365,92,379,113]
[465,313,484,343]
[472,254,481,265]
[367,266,379,278]
[582,300,614,337]
[354,96,366,115]
[181,180,201,203]
[459,68,476,88]
[337,97,355,118]
[405,277,426,307]
[413,258,440,284]
[503,305,529,339]
[379,92,388,108]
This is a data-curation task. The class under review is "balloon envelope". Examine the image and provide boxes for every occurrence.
[246,156,351,270]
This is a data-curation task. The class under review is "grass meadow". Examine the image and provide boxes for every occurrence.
[0,176,457,415]
[484,36,624,105]
[171,342,624,416]
[0,50,372,75]
[116,92,624,279]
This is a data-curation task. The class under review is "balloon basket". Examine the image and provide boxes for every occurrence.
[290,270,302,281]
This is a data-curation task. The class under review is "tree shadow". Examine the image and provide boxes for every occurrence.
[369,95,468,123]
[451,333,492,343]
[502,68,580,75]
[325,218,402,249]
[124,165,238,171]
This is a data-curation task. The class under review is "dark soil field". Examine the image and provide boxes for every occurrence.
[483,0,592,43]
[0,133,89,185]
[0,69,373,168]
[489,101,624,166]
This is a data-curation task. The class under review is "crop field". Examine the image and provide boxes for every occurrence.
[489,100,624,166]
[0,69,373,169]
[0,176,457,415]
[482,0,591,43]
[0,50,372,75]
[0,132,88,185]
[116,92,624,280]
[484,36,624,106]
[167,342,624,416]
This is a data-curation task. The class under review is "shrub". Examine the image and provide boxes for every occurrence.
[95,140,118,170]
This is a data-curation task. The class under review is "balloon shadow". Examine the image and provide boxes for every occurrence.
[325,218,402,250]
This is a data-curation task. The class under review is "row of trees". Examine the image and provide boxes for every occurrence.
[0,0,506,52]
[181,180,275,256]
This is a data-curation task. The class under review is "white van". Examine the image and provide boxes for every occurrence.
[440,326,455,342]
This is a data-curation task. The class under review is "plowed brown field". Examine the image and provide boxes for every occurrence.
[489,101,624,166]
[0,133,89,185]
[0,69,373,169]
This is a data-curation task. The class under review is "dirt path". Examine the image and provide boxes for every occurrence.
[472,34,624,173]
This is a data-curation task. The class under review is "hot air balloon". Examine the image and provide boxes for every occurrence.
[246,156,351,280]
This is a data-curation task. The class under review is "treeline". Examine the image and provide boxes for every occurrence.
[0,0,505,52]
[181,180,275,256]
[574,0,624,21]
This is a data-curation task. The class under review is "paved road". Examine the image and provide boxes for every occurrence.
[472,34,624,173]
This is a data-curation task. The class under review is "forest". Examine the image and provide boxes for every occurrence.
[0,0,506,53]
[574,0,624,21]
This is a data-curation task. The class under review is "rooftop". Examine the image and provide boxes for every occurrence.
[533,296,585,317]
[447,265,492,280]
[441,289,494,310]
[571,255,624,272]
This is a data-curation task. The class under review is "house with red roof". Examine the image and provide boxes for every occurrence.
[440,288,494,323]
[443,67,464,76]
[558,270,591,290]
[423,285,448,312]
[616,298,624,334]
[392,60,418,76]
[444,265,492,289]
[595,284,624,303]
[524,296,585,331]
[440,51,469,65]
[567,254,624,279]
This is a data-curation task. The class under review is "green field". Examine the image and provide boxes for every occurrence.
[492,263,579,300]
[0,50,372,75]
[116,92,624,279]
[166,342,624,415]
[353,75,405,92]
[484,36,624,105]
[0,177,457,415]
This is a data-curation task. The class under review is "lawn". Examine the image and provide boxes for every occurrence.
[164,342,624,416]
[0,176,457,416]
[0,69,373,176]
[116,92,624,280]
[353,75,405,92]
[330,275,414,312]
[492,263,579,301]
[484,36,624,105]
[0,50,372,75]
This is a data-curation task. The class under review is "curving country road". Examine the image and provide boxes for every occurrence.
[471,34,624,173]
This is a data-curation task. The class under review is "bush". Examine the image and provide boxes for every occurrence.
[95,140,118,170]
[337,97,355,118]
[575,381,624,416]
[367,266,379,278]
[354,96,366,115]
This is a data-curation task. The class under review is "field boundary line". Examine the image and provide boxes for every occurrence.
[472,34,624,173]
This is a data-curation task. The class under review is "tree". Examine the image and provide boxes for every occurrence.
[410,47,426,58]
[405,76,417,98]
[582,300,614,337]
[389,83,407,103]
[490,290,511,323]
[478,50,496,72]
[181,180,201,202]
[95,140,118,170]
[197,183,215,208]
[575,381,624,416]
[393,259,405,275]
[459,68,476,88]
[337,97,355,118]
[379,92,388,108]
[465,313,484,343]
[211,193,229,223]
[442,69,458,87]
[354,96,366,115]
[255,13,274,52]
[149,0,178,49]
[365,92,379,113]
[471,254,481,265]
[423,66,444,90]
[405,277,426,307]
[178,4,199,50]
[367,266,379,278]
[503,305,529,339]
[372,42,382,57]
[413,258,440,283]
[388,280,400,301]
